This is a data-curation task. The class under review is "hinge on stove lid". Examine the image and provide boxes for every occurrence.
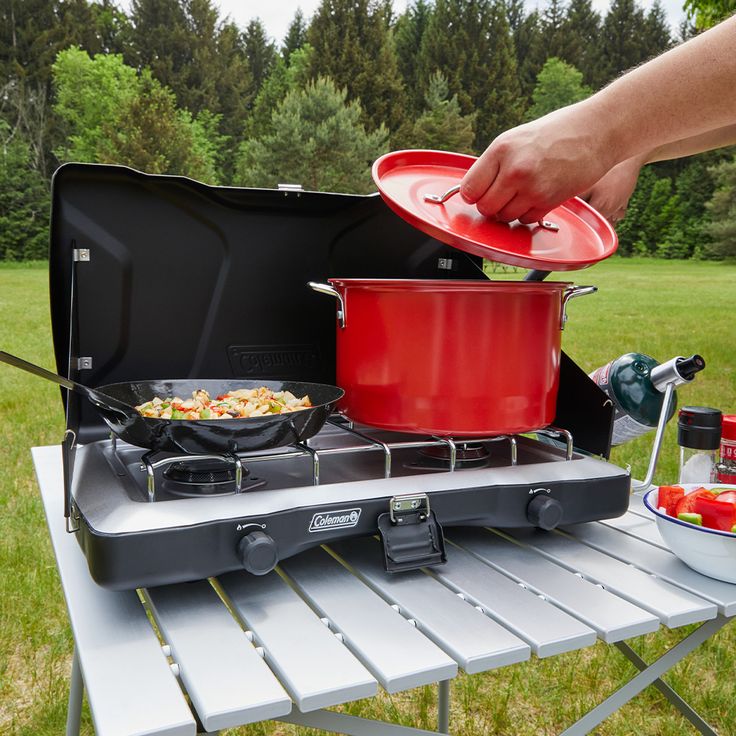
[72,248,90,262]
[378,493,446,573]
[75,357,93,370]
[277,183,303,193]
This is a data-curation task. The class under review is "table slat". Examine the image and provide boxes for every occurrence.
[563,520,736,617]
[504,528,717,627]
[33,446,196,736]
[331,538,531,674]
[428,544,597,657]
[218,570,377,712]
[449,529,660,643]
[146,582,292,730]
[281,548,458,691]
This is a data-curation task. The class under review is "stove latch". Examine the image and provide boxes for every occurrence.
[378,493,446,573]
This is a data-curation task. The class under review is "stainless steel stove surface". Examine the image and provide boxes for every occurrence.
[69,419,630,590]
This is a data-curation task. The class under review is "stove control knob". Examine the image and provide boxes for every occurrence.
[238,531,278,576]
[526,494,563,530]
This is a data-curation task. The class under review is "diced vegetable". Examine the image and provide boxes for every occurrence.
[713,490,736,505]
[136,386,312,421]
[657,485,684,516]
[694,495,736,532]
[674,487,717,517]
[677,512,703,525]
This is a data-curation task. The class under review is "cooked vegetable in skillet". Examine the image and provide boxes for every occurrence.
[136,387,312,420]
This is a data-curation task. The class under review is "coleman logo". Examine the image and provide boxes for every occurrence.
[309,508,362,533]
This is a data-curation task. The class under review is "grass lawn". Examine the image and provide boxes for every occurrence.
[1,258,735,735]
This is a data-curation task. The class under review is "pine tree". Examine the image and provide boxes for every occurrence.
[243,18,277,95]
[615,166,656,256]
[419,0,522,149]
[525,57,592,121]
[598,0,650,84]
[705,157,736,258]
[562,0,602,89]
[635,177,673,255]
[307,0,406,132]
[0,119,50,261]
[235,77,389,194]
[394,0,433,113]
[506,0,545,101]
[642,1,673,60]
[540,0,576,62]
[408,72,476,153]
[282,8,307,60]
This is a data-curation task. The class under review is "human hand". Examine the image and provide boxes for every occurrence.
[580,155,646,226]
[460,102,619,224]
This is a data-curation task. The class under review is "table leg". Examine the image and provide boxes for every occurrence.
[438,680,451,734]
[559,615,729,736]
[66,646,83,736]
[614,641,718,736]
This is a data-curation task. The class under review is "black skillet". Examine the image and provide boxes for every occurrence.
[0,351,344,455]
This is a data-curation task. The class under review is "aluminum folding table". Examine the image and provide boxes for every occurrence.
[33,445,734,736]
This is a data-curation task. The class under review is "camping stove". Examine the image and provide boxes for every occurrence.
[50,163,627,591]
[68,419,629,590]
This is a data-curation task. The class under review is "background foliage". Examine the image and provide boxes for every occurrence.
[0,0,735,260]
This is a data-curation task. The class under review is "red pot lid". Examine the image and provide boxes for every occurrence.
[372,149,617,271]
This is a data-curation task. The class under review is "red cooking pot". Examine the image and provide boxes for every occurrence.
[309,279,596,436]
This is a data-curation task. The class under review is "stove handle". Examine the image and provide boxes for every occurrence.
[308,282,346,328]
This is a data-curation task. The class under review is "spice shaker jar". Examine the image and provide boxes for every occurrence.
[678,406,722,484]
[718,415,736,484]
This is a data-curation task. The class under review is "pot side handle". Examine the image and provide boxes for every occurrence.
[561,285,597,330]
[308,282,346,328]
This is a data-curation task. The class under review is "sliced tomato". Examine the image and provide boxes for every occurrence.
[657,485,684,516]
[694,495,736,532]
[714,490,736,505]
[674,487,717,517]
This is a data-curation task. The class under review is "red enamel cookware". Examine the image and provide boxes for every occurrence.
[308,279,596,436]
[307,149,614,436]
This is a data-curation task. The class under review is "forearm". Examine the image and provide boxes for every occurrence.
[644,125,736,162]
[584,16,736,166]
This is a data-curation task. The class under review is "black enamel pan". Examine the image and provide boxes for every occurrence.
[0,351,344,455]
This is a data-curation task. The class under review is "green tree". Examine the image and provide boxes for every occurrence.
[394,0,433,113]
[243,18,277,94]
[615,166,656,256]
[244,45,314,139]
[282,8,307,60]
[705,157,736,258]
[684,0,736,29]
[562,0,603,89]
[53,48,220,182]
[418,0,522,149]
[52,47,139,162]
[598,0,671,85]
[307,0,406,132]
[0,120,50,261]
[407,72,476,153]
[634,177,673,255]
[525,57,591,121]
[235,77,389,194]
[506,0,544,101]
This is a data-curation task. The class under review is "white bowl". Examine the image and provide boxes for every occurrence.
[643,485,736,584]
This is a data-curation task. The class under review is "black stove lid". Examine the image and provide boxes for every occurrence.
[50,163,482,442]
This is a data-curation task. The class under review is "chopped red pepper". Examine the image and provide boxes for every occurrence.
[674,487,717,517]
[657,485,684,516]
[714,490,736,505]
[694,495,736,532]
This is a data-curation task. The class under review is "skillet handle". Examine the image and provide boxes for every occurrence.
[0,350,133,419]
[308,282,346,328]
[561,286,597,330]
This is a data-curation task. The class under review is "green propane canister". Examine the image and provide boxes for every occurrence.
[589,353,705,446]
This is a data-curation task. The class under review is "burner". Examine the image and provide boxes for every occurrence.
[165,458,240,485]
[411,442,490,470]
[162,458,267,497]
